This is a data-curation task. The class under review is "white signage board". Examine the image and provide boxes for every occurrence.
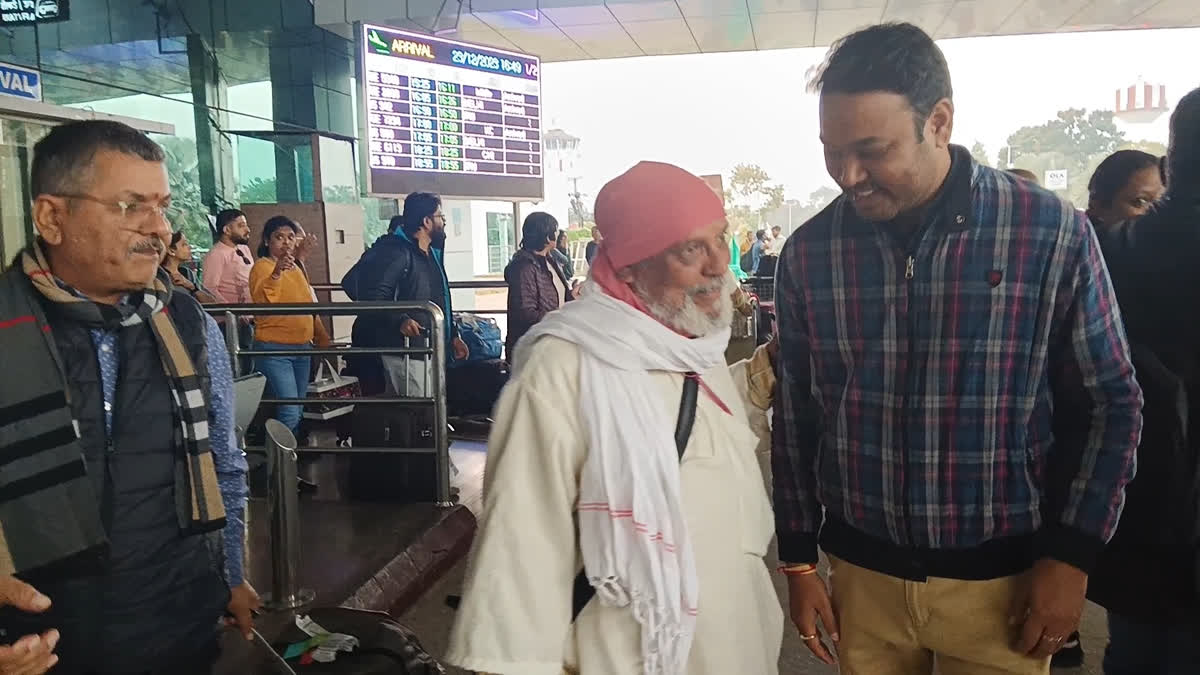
[1044,169,1068,190]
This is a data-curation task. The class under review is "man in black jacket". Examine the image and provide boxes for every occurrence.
[1076,86,1200,674]
[347,192,467,395]
[0,120,251,675]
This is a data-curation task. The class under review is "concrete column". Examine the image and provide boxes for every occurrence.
[268,26,356,202]
[187,34,236,212]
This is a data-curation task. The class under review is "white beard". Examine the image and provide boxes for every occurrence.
[635,272,736,338]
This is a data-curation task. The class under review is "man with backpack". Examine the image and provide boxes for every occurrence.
[343,192,468,396]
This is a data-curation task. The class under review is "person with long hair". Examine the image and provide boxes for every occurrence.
[161,230,219,304]
[504,212,570,362]
[1067,87,1200,674]
[248,215,330,435]
[552,229,575,280]
[1086,149,1164,232]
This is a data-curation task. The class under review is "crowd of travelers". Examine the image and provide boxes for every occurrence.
[0,18,1197,675]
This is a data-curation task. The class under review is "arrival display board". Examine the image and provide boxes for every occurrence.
[362,23,543,200]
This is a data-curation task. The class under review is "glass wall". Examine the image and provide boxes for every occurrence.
[0,0,367,259]
[0,119,52,270]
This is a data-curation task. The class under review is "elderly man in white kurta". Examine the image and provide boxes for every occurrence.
[446,161,783,675]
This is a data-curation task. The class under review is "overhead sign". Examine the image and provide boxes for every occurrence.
[0,61,41,101]
[0,0,69,26]
[1044,169,1068,190]
[361,23,543,200]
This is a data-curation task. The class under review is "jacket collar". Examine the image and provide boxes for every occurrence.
[841,144,976,238]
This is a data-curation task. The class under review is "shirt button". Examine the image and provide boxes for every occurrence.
[104,402,112,412]
[101,344,111,352]
[955,215,965,224]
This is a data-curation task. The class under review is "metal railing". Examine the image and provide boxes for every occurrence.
[206,300,453,507]
[309,280,510,314]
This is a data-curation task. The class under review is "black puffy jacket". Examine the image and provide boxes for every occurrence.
[347,233,458,349]
[0,291,229,674]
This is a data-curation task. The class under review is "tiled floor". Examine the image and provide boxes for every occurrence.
[406,440,1111,674]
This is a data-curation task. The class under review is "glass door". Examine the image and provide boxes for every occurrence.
[0,118,52,271]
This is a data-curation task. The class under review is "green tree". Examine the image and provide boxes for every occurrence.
[159,137,215,253]
[1002,108,1127,204]
[725,163,786,238]
[970,140,991,167]
[239,176,277,204]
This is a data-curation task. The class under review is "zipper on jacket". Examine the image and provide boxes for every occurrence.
[101,349,118,535]
[897,249,917,550]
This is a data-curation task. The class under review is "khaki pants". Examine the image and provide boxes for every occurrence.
[828,556,1051,675]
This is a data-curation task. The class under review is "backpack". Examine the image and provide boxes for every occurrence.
[342,244,413,302]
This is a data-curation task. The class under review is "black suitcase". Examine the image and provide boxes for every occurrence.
[446,359,509,417]
[345,404,438,502]
[272,608,445,674]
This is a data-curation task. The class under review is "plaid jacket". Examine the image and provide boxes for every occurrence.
[773,147,1142,573]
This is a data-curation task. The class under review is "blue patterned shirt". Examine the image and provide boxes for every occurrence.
[88,313,248,586]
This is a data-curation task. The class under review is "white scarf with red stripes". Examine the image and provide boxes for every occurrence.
[513,289,730,675]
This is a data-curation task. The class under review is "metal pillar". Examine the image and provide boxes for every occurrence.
[262,419,315,611]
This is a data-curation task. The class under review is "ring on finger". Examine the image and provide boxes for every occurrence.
[799,633,818,641]
[1042,635,1064,643]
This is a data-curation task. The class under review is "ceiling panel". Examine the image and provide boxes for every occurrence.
[688,14,757,51]
[745,0,817,13]
[934,0,1024,38]
[1132,0,1200,26]
[620,17,700,54]
[750,10,816,48]
[1065,0,1161,29]
[559,22,646,57]
[677,0,750,17]
[999,0,1089,33]
[817,0,885,10]
[495,26,591,58]
[540,5,620,25]
[456,13,506,32]
[814,7,884,45]
[330,0,1200,63]
[470,0,538,11]
[605,0,683,22]
[472,9,555,30]
[882,2,954,34]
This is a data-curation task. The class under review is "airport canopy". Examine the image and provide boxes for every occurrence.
[316,0,1200,62]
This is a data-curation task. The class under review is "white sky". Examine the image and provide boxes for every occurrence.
[540,27,1200,202]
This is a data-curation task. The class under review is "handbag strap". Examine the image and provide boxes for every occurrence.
[570,373,700,622]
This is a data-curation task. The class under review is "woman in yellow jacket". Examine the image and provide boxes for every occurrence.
[249,215,331,434]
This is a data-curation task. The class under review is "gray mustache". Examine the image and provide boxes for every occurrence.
[130,239,164,255]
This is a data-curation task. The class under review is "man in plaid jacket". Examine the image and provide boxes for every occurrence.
[772,23,1142,675]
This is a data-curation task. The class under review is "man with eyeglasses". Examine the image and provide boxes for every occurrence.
[0,120,252,674]
[347,191,467,397]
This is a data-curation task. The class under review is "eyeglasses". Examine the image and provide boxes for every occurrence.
[54,193,171,222]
